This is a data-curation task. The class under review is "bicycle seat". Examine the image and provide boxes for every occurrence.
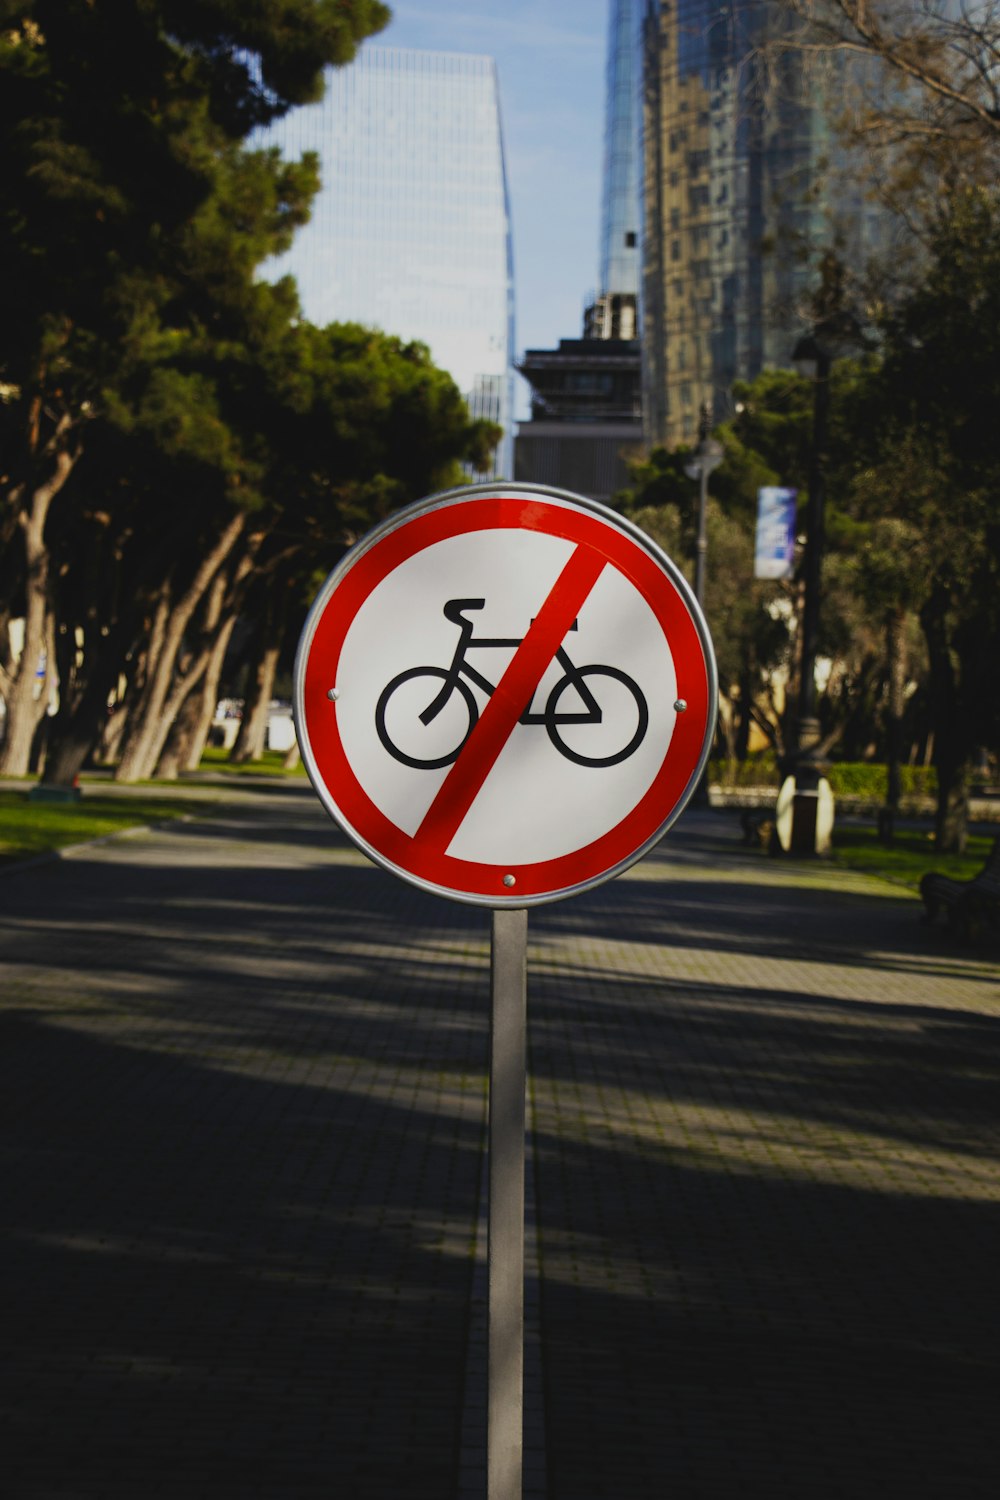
[443,598,486,624]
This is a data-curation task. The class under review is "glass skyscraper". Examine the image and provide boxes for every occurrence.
[641,1,891,447]
[599,0,642,312]
[515,1,644,501]
[259,47,515,477]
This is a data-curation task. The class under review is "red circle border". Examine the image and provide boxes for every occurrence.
[300,494,712,902]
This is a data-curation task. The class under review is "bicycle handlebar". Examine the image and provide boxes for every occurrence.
[442,598,486,625]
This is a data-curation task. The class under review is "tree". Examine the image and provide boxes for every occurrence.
[222,319,500,768]
[29,168,319,788]
[778,1,1000,147]
[0,0,389,774]
[620,424,798,763]
[845,455,936,840]
[771,0,1000,229]
[848,190,1000,849]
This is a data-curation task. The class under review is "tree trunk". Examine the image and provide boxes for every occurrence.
[879,605,907,846]
[147,536,259,780]
[115,511,246,782]
[229,580,289,765]
[921,589,971,854]
[111,587,170,777]
[44,697,111,788]
[716,694,737,767]
[736,668,753,761]
[155,573,229,780]
[230,639,280,764]
[155,688,204,780]
[183,614,239,772]
[41,618,135,788]
[935,754,971,854]
[282,740,300,771]
[0,464,71,774]
[155,576,237,778]
[147,583,226,779]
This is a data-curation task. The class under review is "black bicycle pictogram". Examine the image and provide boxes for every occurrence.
[375,598,649,770]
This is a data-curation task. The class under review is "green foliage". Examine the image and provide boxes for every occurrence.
[627,498,685,563]
[708,753,780,787]
[824,763,937,801]
[843,188,1000,844]
[0,0,466,787]
[619,448,693,518]
[0,0,389,398]
[727,369,812,491]
[707,757,940,801]
[621,409,800,757]
[255,319,499,548]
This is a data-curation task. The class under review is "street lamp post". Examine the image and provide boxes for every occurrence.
[684,405,723,808]
[684,406,724,608]
[788,332,832,855]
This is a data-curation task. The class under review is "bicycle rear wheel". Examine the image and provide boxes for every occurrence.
[375,667,478,770]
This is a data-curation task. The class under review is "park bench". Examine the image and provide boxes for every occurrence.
[920,836,1000,939]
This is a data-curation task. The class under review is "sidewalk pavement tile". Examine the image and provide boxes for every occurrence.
[1,790,997,1497]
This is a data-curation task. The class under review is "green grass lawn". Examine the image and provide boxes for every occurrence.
[0,790,210,865]
[830,825,995,891]
[196,745,306,778]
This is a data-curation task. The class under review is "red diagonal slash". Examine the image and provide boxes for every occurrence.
[412,543,607,856]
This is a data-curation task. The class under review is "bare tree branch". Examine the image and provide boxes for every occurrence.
[776,0,1000,138]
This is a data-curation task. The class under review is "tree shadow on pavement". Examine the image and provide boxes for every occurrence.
[2,797,998,1498]
[0,841,491,1498]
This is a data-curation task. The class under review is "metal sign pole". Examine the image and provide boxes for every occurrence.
[488,906,527,1500]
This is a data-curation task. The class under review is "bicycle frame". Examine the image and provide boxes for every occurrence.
[419,598,602,728]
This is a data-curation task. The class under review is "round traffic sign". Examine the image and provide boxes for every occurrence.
[294,483,717,906]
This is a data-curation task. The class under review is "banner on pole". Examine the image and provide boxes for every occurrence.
[754,487,798,580]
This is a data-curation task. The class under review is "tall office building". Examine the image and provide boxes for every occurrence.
[259,47,515,477]
[641,1,891,447]
[589,0,643,340]
[515,1,644,502]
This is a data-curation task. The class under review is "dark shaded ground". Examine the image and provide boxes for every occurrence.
[1,791,998,1497]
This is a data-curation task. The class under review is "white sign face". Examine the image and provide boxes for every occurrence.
[295,485,717,906]
[336,527,676,863]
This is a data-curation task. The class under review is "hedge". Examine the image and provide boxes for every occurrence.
[708,757,939,801]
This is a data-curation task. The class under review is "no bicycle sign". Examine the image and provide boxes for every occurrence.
[294,482,717,906]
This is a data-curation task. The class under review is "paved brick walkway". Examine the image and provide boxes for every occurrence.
[1,786,998,1497]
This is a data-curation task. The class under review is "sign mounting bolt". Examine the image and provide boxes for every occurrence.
[674,698,687,713]
[327,687,339,702]
[503,874,517,888]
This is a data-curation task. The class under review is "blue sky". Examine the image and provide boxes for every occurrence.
[377,1,610,362]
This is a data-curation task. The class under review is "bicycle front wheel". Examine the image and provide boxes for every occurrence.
[546,666,649,768]
[375,667,478,770]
